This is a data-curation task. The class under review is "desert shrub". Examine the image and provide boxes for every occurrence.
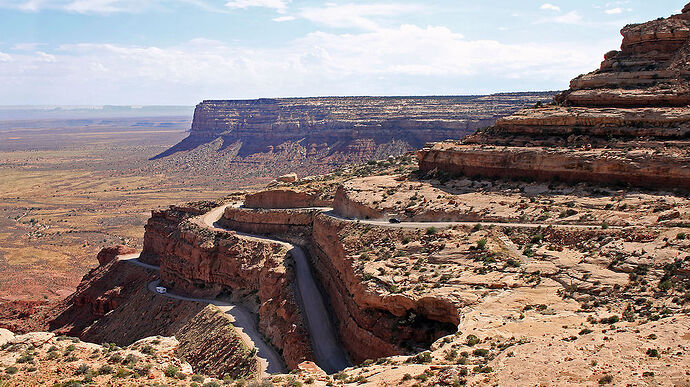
[473,365,493,374]
[164,365,180,378]
[75,364,90,375]
[677,233,686,240]
[476,238,487,250]
[466,335,480,346]
[16,354,34,364]
[108,353,123,363]
[598,375,614,384]
[472,348,489,357]
[658,280,673,291]
[600,315,619,325]
[191,375,205,382]
[408,351,432,364]
[115,367,132,378]
[506,258,521,268]
[426,227,437,235]
[98,364,114,375]
[134,363,152,376]
[124,353,139,366]
[5,367,18,375]
[646,348,660,358]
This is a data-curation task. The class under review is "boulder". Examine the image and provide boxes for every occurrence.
[96,245,137,265]
[278,173,298,183]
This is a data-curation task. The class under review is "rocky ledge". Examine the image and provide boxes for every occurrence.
[418,6,690,190]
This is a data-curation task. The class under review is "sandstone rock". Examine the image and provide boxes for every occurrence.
[140,203,314,369]
[96,245,137,265]
[418,6,690,190]
[0,329,14,347]
[244,188,331,209]
[151,94,555,169]
[277,173,298,183]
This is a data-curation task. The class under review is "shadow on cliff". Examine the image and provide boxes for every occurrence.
[412,169,669,199]
[150,134,215,160]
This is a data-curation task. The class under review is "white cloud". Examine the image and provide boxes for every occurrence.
[540,3,560,12]
[537,10,583,25]
[605,7,631,15]
[0,26,615,104]
[11,42,42,51]
[0,52,11,62]
[299,3,424,30]
[273,15,295,22]
[225,0,288,11]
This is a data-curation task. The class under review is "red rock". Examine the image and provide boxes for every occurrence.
[96,245,137,266]
[417,6,690,191]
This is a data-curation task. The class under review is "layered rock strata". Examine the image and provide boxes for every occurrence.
[153,94,554,164]
[418,7,690,190]
[220,205,459,363]
[45,252,258,379]
[244,188,332,209]
[140,203,314,369]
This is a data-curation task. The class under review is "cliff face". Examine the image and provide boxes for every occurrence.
[153,94,554,165]
[37,251,258,379]
[418,7,690,190]
[140,204,314,369]
[218,198,459,364]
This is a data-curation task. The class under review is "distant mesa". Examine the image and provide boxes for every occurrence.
[419,5,690,190]
[150,94,554,166]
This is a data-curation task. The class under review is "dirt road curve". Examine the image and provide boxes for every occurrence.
[118,253,286,376]
[202,204,351,374]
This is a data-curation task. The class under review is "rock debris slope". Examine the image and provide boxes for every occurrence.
[419,6,690,190]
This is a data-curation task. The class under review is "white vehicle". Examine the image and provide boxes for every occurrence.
[155,286,167,294]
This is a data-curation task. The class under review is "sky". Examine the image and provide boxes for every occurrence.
[0,1,684,105]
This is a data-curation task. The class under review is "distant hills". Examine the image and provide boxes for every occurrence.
[0,105,194,121]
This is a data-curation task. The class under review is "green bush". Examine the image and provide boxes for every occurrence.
[75,364,91,375]
[472,348,489,357]
[646,348,660,358]
[598,375,614,384]
[164,365,180,378]
[98,364,114,375]
[466,335,480,346]
[476,238,487,250]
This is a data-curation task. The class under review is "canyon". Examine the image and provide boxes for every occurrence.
[2,5,690,387]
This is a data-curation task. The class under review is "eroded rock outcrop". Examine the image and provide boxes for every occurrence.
[153,94,554,165]
[244,188,331,210]
[141,203,314,369]
[418,7,690,190]
[220,203,460,364]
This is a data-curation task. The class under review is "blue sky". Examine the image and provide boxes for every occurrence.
[0,1,683,105]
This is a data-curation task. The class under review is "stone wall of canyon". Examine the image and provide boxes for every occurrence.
[140,204,314,369]
[152,94,554,168]
[218,197,459,364]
